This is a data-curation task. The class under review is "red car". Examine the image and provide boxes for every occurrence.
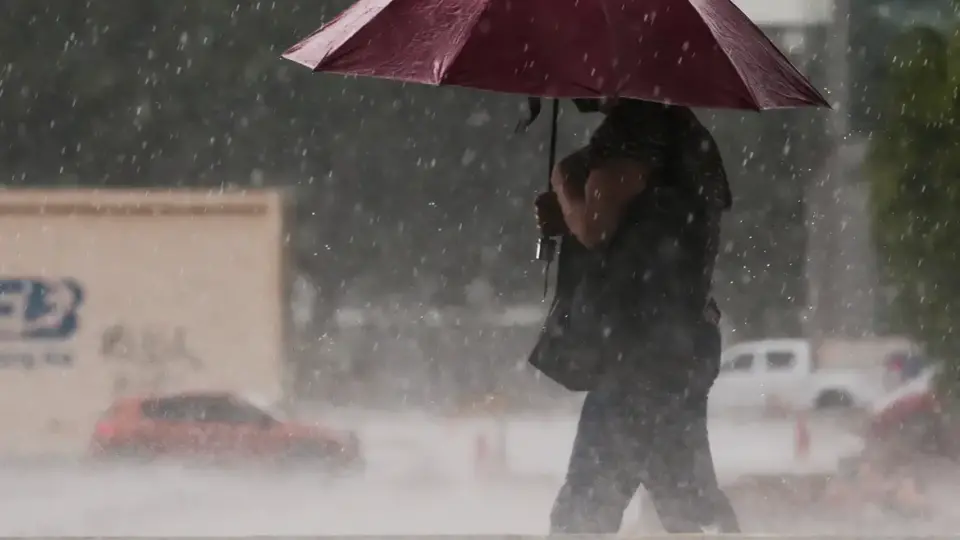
[868,368,954,457]
[90,391,363,470]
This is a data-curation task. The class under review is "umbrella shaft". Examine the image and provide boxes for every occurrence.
[539,99,561,298]
[537,99,561,262]
[546,99,560,187]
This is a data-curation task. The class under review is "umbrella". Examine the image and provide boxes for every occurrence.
[282,0,829,267]
[283,0,828,109]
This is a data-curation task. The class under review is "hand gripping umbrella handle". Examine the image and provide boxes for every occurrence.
[535,236,557,262]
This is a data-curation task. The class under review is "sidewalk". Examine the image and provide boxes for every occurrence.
[307,407,864,484]
[502,414,862,483]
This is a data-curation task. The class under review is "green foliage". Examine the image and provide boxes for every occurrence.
[868,19,960,388]
[849,0,960,132]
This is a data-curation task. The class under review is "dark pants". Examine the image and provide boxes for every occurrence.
[549,323,740,534]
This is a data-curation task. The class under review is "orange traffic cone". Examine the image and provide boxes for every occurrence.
[474,429,509,478]
[795,412,811,461]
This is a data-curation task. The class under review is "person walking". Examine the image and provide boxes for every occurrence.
[532,98,740,534]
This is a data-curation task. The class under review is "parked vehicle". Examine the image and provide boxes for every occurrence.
[869,367,940,443]
[90,391,363,470]
[882,352,930,390]
[710,337,916,414]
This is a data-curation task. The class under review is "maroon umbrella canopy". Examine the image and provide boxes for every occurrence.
[283,0,829,110]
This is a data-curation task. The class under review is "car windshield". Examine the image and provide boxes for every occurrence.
[235,396,285,422]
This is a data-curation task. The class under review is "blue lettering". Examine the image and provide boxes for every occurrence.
[0,279,84,341]
[0,282,30,338]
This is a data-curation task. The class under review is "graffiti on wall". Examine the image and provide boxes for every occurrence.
[101,324,203,396]
[0,278,83,369]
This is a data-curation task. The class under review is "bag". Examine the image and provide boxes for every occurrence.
[526,202,655,392]
[528,199,719,392]
[527,232,605,391]
[527,290,606,392]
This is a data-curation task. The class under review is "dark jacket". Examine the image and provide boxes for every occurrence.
[578,187,717,390]
[529,101,729,391]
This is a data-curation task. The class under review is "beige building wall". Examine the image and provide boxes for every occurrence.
[0,189,287,456]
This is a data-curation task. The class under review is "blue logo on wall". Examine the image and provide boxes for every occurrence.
[0,279,84,341]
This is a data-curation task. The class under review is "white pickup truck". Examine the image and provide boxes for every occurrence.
[709,337,917,414]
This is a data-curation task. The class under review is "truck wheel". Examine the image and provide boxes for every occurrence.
[815,389,853,409]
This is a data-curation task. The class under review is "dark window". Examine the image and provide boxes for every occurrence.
[766,351,797,371]
[142,395,275,425]
[723,353,753,372]
[141,397,208,422]
[202,397,273,425]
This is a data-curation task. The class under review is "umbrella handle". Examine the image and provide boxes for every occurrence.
[536,236,557,261]
[537,99,561,298]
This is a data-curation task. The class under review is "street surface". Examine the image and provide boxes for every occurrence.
[0,412,954,536]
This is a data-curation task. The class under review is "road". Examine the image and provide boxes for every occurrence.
[0,464,556,536]
[0,413,952,536]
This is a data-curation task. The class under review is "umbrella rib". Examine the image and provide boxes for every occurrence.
[686,0,829,109]
[686,2,760,110]
[283,0,398,71]
[703,0,831,108]
[435,0,492,85]
[713,40,761,109]
[597,0,624,95]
